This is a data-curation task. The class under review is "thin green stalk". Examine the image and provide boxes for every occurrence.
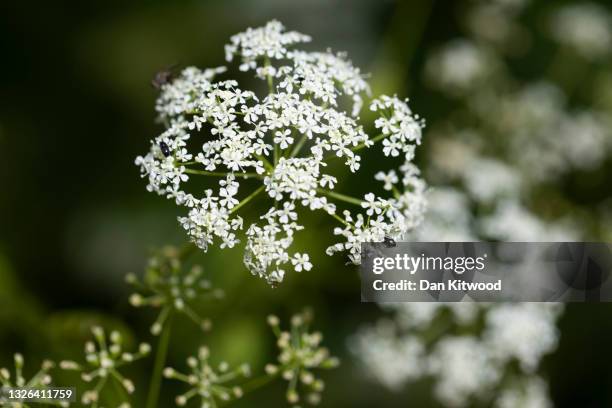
[240,373,279,394]
[230,185,265,214]
[111,374,130,405]
[316,189,363,206]
[264,56,275,94]
[263,56,279,165]
[146,315,173,408]
[178,243,198,260]
[184,168,263,179]
[274,144,279,165]
[329,212,351,227]
[289,134,309,158]
[371,0,436,94]
[255,154,274,171]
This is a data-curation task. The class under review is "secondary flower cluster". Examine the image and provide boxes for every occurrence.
[60,327,150,407]
[135,20,427,285]
[163,346,251,407]
[265,312,339,406]
[126,246,223,335]
[0,355,68,408]
[161,311,338,408]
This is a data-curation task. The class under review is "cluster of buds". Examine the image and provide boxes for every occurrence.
[265,312,339,406]
[126,245,223,335]
[163,346,251,407]
[0,354,68,408]
[59,327,150,407]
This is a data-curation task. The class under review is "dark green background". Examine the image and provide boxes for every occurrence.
[1,0,611,406]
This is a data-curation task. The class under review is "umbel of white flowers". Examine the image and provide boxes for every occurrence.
[135,20,427,286]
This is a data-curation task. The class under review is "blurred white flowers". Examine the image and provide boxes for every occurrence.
[351,302,561,407]
[425,40,495,95]
[550,3,612,60]
[484,303,561,372]
[136,20,427,285]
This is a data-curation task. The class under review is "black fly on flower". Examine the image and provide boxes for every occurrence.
[151,64,179,90]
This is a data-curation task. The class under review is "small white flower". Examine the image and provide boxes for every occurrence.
[274,129,294,149]
[375,170,399,191]
[291,253,312,272]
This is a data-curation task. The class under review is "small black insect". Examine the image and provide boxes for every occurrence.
[383,236,397,248]
[159,141,171,157]
[151,64,178,89]
[295,76,305,83]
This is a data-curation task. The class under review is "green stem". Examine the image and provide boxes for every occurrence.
[230,185,265,214]
[274,144,279,165]
[264,57,275,94]
[178,243,198,260]
[263,57,279,165]
[316,189,363,206]
[329,211,351,228]
[391,185,401,199]
[240,373,278,394]
[146,315,173,408]
[184,168,263,179]
[111,374,130,404]
[289,134,309,158]
[255,154,274,172]
[372,0,436,94]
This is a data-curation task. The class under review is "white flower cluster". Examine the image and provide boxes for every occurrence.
[351,302,562,407]
[136,20,427,285]
[354,181,573,407]
[496,376,552,408]
[425,40,495,95]
[550,3,612,60]
[481,199,578,242]
[411,188,476,241]
[461,158,521,204]
[484,303,561,372]
[429,336,500,406]
[495,82,611,181]
[349,319,424,391]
